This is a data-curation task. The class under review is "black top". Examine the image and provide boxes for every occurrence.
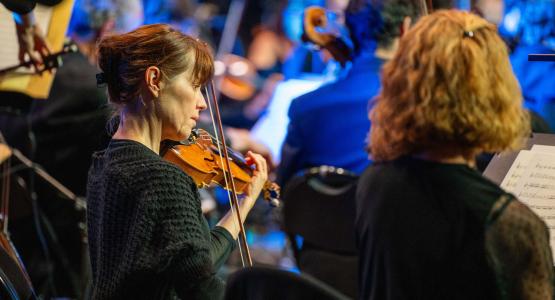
[87,139,235,300]
[356,156,554,300]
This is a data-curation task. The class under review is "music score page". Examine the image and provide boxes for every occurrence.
[501,146,555,254]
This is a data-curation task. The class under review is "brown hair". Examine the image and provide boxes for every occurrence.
[97,24,214,105]
[369,10,529,161]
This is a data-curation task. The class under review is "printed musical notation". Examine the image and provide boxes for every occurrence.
[522,182,555,190]
[500,150,533,190]
[501,148,555,257]
[529,172,555,181]
[515,154,555,199]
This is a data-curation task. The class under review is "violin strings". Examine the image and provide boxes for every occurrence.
[204,84,247,267]
[205,82,244,208]
[201,130,246,164]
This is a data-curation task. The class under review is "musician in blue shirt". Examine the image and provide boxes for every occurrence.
[277,0,435,186]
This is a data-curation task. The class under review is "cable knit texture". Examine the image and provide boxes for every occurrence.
[86,139,235,300]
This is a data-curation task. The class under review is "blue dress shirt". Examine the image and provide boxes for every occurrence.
[277,52,385,185]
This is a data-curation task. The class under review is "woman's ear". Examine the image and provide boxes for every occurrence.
[145,66,162,98]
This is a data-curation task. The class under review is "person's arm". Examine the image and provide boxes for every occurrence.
[2,0,51,69]
[208,226,235,270]
[485,196,554,300]
[151,169,227,299]
[13,11,51,70]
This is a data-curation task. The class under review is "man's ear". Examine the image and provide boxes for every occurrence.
[400,16,412,37]
[145,66,162,98]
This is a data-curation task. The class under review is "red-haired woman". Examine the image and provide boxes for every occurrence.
[87,24,268,299]
[356,10,553,300]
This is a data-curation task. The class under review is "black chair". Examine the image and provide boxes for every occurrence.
[224,265,350,300]
[282,166,358,298]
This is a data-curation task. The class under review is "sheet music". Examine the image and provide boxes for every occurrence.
[500,150,534,191]
[0,5,53,73]
[501,146,555,192]
[508,152,555,254]
[531,145,555,153]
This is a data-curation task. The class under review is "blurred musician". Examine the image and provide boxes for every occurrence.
[276,0,453,186]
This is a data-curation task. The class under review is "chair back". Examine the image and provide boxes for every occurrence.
[224,265,350,300]
[282,166,358,254]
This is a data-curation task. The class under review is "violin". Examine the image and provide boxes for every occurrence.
[161,128,280,207]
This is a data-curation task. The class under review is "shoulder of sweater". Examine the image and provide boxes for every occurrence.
[118,161,202,217]
[108,153,197,194]
[104,141,198,193]
[128,159,194,185]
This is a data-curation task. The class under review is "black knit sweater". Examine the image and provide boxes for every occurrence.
[86,139,235,300]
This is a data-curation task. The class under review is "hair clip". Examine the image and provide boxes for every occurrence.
[96,72,107,87]
[463,31,474,38]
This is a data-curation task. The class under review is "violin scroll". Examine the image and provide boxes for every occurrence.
[302,6,353,66]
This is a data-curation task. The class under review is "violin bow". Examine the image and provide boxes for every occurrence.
[204,82,253,267]
[419,0,432,16]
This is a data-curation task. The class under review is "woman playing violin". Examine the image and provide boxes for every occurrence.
[87,24,268,300]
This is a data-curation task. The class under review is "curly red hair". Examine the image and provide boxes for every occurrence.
[369,10,529,161]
